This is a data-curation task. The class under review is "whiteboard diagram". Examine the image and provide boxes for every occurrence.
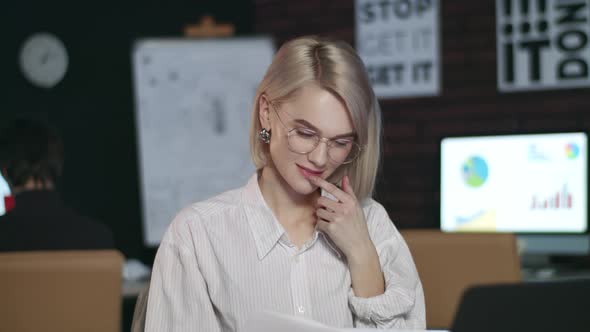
[132,37,275,245]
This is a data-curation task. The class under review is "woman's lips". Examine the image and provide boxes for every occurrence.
[297,164,323,178]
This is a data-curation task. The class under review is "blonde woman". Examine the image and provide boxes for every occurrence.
[145,36,425,331]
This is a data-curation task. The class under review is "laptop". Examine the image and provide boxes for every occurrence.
[451,279,590,332]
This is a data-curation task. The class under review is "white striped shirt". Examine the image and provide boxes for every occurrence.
[145,174,425,331]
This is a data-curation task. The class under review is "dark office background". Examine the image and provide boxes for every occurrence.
[1,0,589,265]
[0,0,253,262]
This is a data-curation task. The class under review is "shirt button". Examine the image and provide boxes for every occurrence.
[293,255,300,263]
[298,305,305,314]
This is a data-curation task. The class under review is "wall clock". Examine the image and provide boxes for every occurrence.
[19,32,69,88]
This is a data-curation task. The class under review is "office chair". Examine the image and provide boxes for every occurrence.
[0,250,124,332]
[401,229,521,329]
[452,279,590,332]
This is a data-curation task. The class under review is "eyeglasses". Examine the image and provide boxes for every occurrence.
[269,101,361,164]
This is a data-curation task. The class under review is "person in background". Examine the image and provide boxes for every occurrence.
[0,118,114,251]
[146,36,425,331]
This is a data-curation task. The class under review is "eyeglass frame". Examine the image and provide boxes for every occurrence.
[267,100,362,165]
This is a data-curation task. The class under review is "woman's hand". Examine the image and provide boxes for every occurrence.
[310,175,385,298]
[310,175,374,263]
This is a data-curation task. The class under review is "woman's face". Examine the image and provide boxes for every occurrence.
[262,85,356,196]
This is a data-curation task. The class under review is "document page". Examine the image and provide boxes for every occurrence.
[244,311,446,332]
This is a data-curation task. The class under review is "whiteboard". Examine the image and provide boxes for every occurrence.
[132,37,275,246]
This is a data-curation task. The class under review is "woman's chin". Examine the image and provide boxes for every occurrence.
[287,177,318,196]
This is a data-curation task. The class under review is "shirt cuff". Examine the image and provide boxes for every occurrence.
[347,271,416,324]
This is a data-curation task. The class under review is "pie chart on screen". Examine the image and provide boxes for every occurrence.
[566,143,579,159]
[462,156,488,188]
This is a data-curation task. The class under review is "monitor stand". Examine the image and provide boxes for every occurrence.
[518,234,590,281]
[517,234,589,256]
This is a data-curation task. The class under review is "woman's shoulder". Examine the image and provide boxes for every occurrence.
[360,198,406,249]
[361,197,399,229]
[187,186,244,219]
[160,185,246,246]
[361,197,387,216]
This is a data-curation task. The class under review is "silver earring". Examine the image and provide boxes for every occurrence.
[259,128,271,144]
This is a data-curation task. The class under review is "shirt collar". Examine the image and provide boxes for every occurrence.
[242,173,286,260]
[242,173,342,260]
[317,190,342,258]
[318,231,342,259]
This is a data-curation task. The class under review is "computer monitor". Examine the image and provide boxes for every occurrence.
[440,132,589,257]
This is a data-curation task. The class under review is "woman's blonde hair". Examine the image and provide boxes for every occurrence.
[249,36,382,201]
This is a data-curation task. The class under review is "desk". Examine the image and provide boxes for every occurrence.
[522,268,590,282]
[122,269,590,294]
[123,279,149,298]
[122,279,149,331]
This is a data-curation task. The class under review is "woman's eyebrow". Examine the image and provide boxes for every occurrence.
[293,119,356,139]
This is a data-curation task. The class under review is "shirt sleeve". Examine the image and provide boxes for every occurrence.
[145,208,221,332]
[348,200,426,329]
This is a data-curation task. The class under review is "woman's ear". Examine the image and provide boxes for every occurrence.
[258,94,271,130]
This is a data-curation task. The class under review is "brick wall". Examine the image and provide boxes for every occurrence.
[253,0,590,229]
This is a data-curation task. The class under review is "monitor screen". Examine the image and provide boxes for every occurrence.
[441,132,588,234]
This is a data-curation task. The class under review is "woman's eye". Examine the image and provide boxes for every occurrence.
[296,128,317,138]
[334,139,352,146]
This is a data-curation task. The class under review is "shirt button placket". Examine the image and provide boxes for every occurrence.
[291,251,309,317]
